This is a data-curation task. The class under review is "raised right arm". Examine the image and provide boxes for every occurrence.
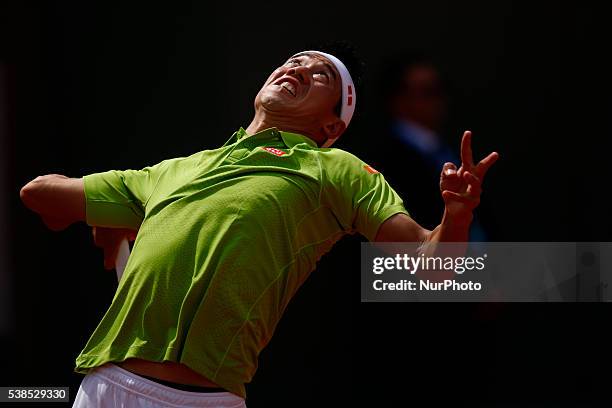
[20,174,85,231]
[20,174,137,268]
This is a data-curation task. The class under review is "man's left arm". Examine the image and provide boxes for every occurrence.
[375,130,499,243]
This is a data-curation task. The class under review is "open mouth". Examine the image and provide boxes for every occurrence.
[281,82,296,96]
[274,76,300,97]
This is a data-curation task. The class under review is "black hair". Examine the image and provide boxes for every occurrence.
[303,40,365,117]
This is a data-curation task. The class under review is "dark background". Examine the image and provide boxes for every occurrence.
[1,1,611,406]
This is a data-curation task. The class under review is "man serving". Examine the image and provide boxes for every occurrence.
[20,47,498,407]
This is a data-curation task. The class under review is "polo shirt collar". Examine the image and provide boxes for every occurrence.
[224,127,318,149]
[279,130,318,148]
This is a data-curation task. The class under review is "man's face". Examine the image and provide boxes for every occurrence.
[255,53,342,126]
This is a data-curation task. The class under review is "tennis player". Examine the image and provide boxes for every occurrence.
[20,47,498,407]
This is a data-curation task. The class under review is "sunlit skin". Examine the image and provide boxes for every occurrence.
[441,131,498,218]
[375,130,499,243]
[246,53,346,146]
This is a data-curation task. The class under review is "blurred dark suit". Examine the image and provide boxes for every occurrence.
[369,54,486,238]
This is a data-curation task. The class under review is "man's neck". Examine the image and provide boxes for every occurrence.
[245,116,275,136]
[245,115,324,146]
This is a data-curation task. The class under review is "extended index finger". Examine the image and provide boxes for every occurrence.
[461,130,474,169]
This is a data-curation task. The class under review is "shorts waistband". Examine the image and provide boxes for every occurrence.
[88,363,245,408]
[136,372,228,393]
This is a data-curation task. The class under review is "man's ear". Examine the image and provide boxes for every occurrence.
[321,118,346,140]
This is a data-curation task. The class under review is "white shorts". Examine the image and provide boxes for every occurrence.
[72,363,247,408]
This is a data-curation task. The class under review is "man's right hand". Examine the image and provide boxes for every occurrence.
[92,227,137,270]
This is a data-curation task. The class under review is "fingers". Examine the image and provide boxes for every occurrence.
[442,162,457,175]
[463,171,482,196]
[442,190,479,205]
[441,170,482,210]
[92,227,136,270]
[440,162,461,192]
[476,152,499,178]
[104,245,120,270]
[442,190,480,208]
[92,226,111,248]
[460,129,499,179]
[443,130,497,212]
[460,130,474,169]
[92,227,102,247]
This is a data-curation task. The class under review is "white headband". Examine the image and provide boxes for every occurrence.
[293,50,356,148]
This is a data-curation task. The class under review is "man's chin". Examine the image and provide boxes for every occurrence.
[259,93,296,112]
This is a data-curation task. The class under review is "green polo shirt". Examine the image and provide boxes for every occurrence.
[75,127,408,398]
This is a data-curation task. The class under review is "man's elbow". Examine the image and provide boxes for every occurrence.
[20,179,39,209]
[375,213,430,243]
[19,175,65,210]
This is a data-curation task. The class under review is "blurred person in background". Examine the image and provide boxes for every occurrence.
[372,53,487,239]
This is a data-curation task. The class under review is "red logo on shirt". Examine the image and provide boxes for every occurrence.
[364,164,379,174]
[262,147,286,156]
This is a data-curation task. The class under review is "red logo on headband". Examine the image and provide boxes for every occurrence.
[347,85,353,106]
